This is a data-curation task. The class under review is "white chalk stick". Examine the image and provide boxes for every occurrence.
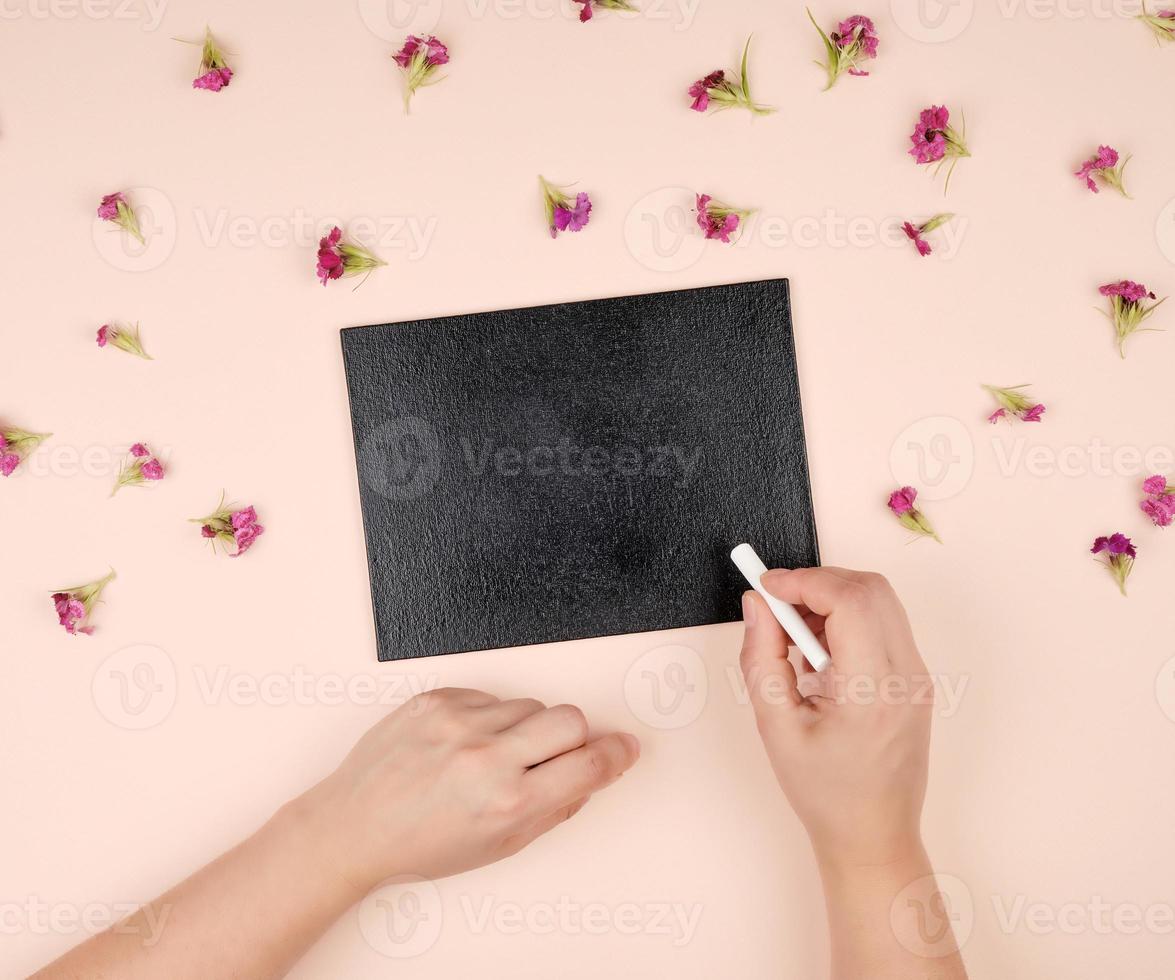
[731,543,831,672]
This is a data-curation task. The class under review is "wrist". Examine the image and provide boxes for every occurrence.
[813,834,929,886]
[275,781,373,904]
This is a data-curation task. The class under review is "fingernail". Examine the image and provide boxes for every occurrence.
[741,590,758,626]
[761,568,790,585]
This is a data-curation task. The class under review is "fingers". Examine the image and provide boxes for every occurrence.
[419,687,500,710]
[476,697,546,731]
[499,796,592,858]
[524,733,640,817]
[760,567,895,676]
[504,704,591,766]
[738,592,804,713]
[760,566,867,617]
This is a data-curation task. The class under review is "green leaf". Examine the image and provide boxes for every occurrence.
[739,34,753,102]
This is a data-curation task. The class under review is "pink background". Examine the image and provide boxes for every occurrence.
[3,1,1175,977]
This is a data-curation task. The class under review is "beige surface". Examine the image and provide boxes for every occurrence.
[3,1,1175,977]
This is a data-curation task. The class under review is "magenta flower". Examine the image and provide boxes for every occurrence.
[1091,533,1136,595]
[1020,404,1045,423]
[188,28,233,91]
[113,442,165,495]
[902,213,953,257]
[50,570,115,635]
[539,177,593,239]
[572,0,637,21]
[909,105,970,193]
[315,226,386,287]
[1140,474,1175,527]
[393,34,449,111]
[902,222,931,257]
[983,384,1046,424]
[192,494,266,557]
[1143,474,1169,495]
[96,321,151,359]
[695,193,754,243]
[1097,280,1166,357]
[194,67,233,91]
[808,9,879,89]
[0,425,50,477]
[1074,145,1131,196]
[96,192,144,245]
[688,70,726,112]
[887,486,941,542]
[1138,2,1175,41]
[688,37,774,115]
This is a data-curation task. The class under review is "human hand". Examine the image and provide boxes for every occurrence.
[738,567,932,872]
[298,687,641,893]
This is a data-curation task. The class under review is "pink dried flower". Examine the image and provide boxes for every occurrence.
[982,384,1047,424]
[193,67,233,92]
[96,321,151,359]
[902,213,953,257]
[316,225,386,287]
[1140,474,1175,527]
[1138,2,1175,41]
[1143,475,1169,495]
[113,443,165,494]
[1074,145,1131,196]
[393,34,449,112]
[908,105,970,193]
[695,193,754,243]
[687,37,774,115]
[0,426,51,477]
[572,0,637,21]
[688,70,726,112]
[902,222,931,257]
[1141,496,1175,528]
[539,177,593,239]
[188,28,233,91]
[887,486,941,542]
[231,505,258,529]
[888,487,916,515]
[1091,533,1136,595]
[192,493,265,557]
[50,570,115,635]
[1020,404,1045,423]
[808,9,879,89]
[96,192,144,245]
[1097,280,1166,357]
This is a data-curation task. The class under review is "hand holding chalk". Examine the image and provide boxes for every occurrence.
[731,543,831,672]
